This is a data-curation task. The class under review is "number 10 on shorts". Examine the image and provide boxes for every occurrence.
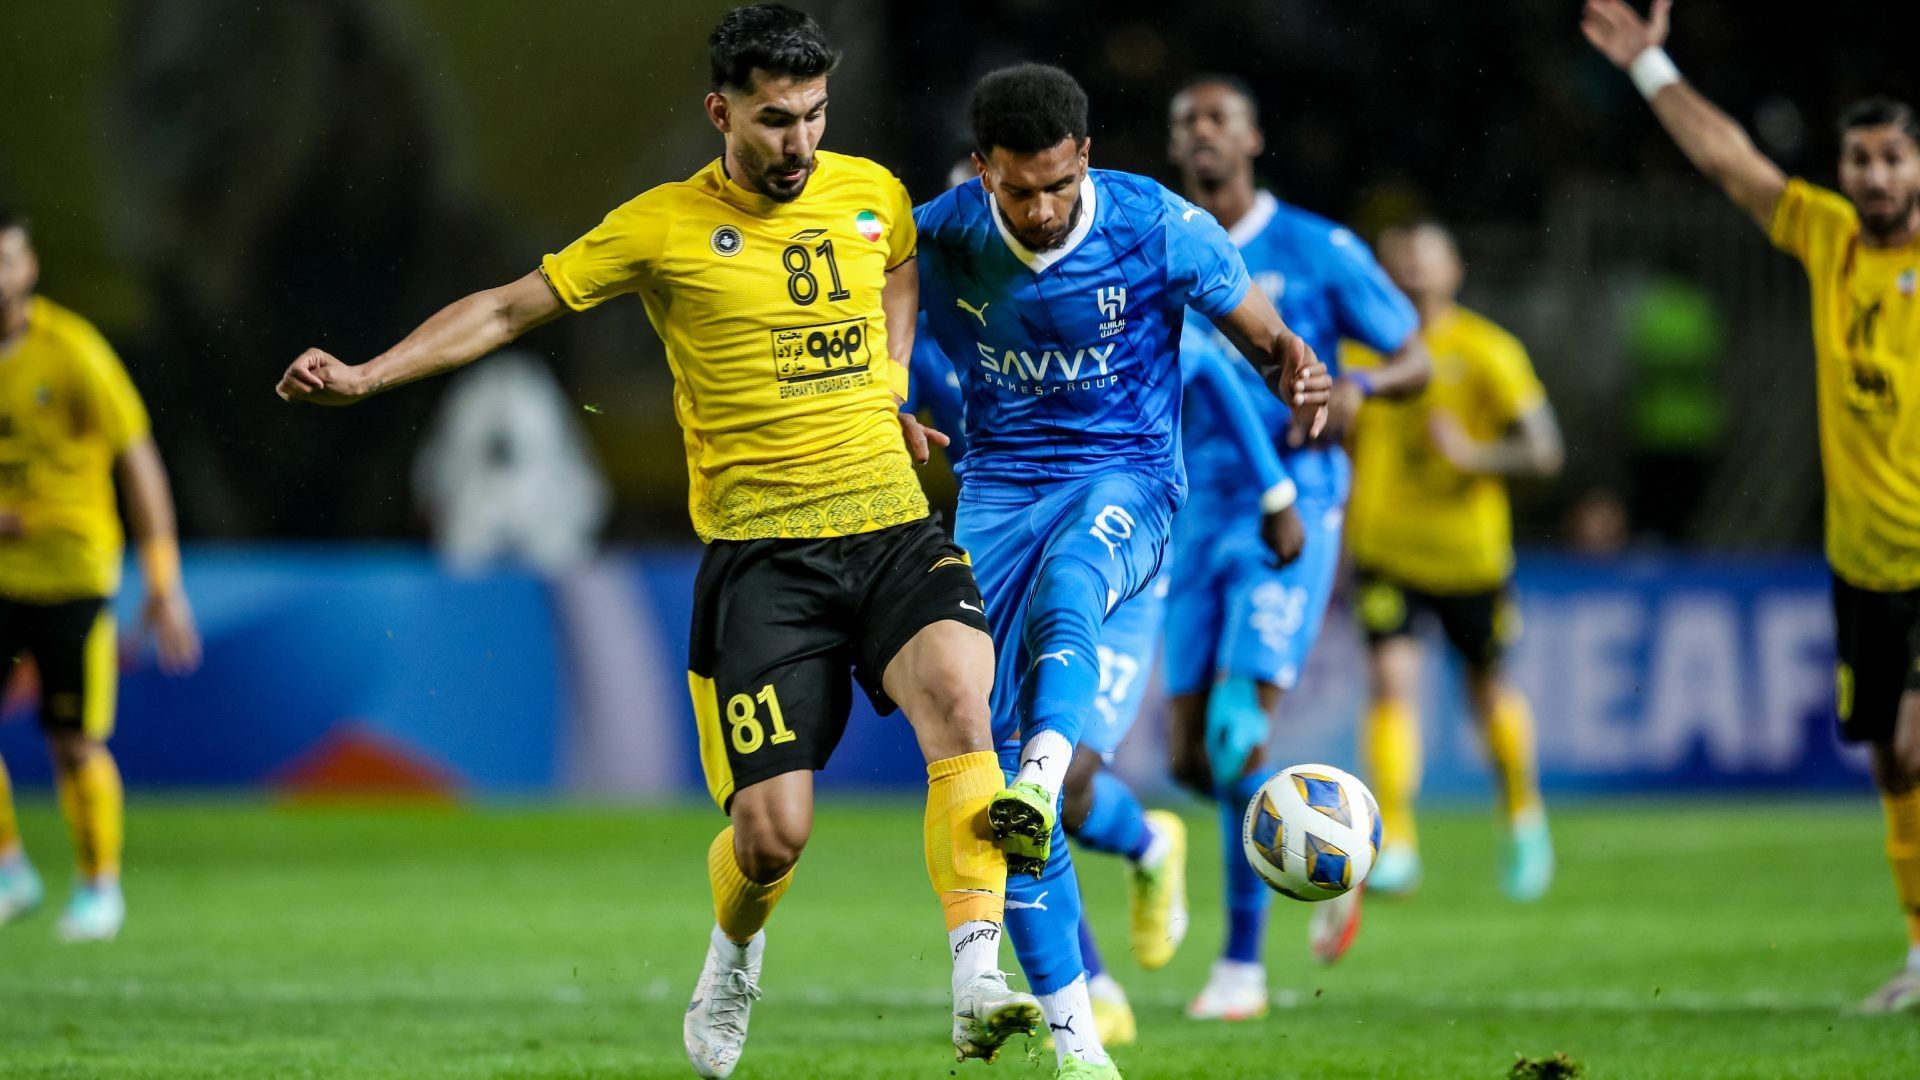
[728,684,796,754]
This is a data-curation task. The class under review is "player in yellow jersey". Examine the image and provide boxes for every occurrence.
[274,6,1038,1074]
[1344,220,1564,902]
[1585,0,1920,1013]
[0,208,202,943]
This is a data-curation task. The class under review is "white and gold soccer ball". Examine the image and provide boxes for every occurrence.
[1241,763,1381,902]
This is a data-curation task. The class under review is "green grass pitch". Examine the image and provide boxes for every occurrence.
[0,797,1915,1077]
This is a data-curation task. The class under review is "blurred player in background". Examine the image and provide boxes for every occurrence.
[1164,76,1429,1020]
[1343,220,1564,900]
[1585,0,1920,1012]
[0,209,201,943]
[276,6,1043,1074]
[916,63,1329,1076]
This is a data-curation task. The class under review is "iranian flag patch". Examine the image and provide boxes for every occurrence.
[856,210,883,242]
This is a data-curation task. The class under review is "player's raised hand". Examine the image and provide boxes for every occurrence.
[1582,0,1670,68]
[897,409,951,466]
[276,347,369,406]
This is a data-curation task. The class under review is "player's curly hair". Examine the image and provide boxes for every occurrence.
[970,64,1089,158]
[1839,96,1920,146]
[708,4,840,93]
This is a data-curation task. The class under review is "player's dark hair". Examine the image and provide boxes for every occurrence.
[970,64,1089,157]
[0,205,27,240]
[1175,73,1261,120]
[1839,96,1920,146]
[708,4,839,93]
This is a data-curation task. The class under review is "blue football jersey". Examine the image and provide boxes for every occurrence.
[1185,191,1416,503]
[915,170,1251,498]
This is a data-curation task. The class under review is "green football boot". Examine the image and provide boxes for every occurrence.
[988,781,1055,879]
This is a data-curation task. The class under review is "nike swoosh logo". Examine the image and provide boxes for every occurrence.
[959,601,984,614]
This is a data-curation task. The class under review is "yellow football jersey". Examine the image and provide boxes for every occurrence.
[541,150,927,542]
[1770,179,1920,591]
[0,296,150,601]
[1345,306,1545,594]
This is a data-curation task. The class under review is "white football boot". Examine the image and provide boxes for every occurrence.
[952,968,1042,1061]
[1185,959,1268,1021]
[55,881,123,943]
[0,854,44,926]
[684,926,764,1078]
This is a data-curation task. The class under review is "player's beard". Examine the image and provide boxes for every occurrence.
[1020,194,1083,252]
[737,144,815,203]
[1856,188,1920,242]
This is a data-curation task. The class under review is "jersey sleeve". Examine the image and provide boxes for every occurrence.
[882,173,918,270]
[1181,326,1289,490]
[540,191,669,312]
[74,328,151,454]
[1479,327,1546,426]
[1324,228,1418,355]
[1162,188,1252,321]
[1769,178,1857,266]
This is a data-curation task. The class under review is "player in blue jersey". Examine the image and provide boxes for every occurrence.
[1164,75,1433,1021]
[907,312,1296,1050]
[915,64,1331,1078]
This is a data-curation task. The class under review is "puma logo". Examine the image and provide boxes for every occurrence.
[956,297,990,326]
[1021,755,1050,771]
[1048,1017,1077,1035]
[1032,649,1075,670]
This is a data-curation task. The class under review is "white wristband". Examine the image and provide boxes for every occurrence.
[1259,480,1298,515]
[1628,47,1681,100]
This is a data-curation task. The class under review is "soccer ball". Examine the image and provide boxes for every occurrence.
[1241,764,1381,902]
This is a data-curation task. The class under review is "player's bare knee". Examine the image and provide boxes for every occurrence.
[1169,742,1212,797]
[920,667,992,748]
[43,729,94,774]
[733,817,808,884]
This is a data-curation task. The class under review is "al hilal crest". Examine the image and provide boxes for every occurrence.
[856,210,883,242]
[1096,285,1128,338]
[710,224,744,257]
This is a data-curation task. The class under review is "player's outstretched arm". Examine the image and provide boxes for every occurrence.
[1582,0,1786,228]
[1211,286,1334,440]
[1429,402,1566,478]
[116,437,201,675]
[276,270,565,406]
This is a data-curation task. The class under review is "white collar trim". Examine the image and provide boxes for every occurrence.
[989,173,1099,272]
[1226,190,1278,249]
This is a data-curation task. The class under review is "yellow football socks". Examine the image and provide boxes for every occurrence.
[1882,789,1920,946]
[0,753,20,857]
[1486,689,1545,824]
[707,826,793,944]
[924,751,1007,930]
[1365,698,1422,851]
[55,746,123,882]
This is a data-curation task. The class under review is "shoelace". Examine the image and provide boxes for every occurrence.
[710,967,763,1038]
